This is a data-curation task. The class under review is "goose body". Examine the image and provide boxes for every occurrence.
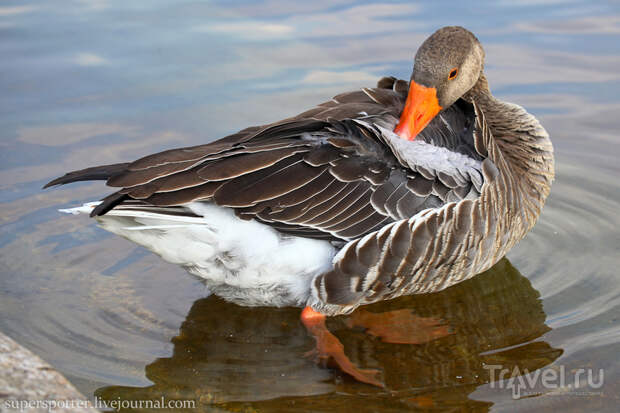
[48,27,554,317]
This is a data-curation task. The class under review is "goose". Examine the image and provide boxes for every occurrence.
[45,26,554,386]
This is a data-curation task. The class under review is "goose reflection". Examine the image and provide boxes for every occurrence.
[96,258,562,411]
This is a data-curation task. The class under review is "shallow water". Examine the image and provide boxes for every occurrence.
[1,1,620,412]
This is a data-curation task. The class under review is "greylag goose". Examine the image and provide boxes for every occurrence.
[45,26,554,386]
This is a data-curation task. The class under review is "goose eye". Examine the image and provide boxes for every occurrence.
[448,68,458,80]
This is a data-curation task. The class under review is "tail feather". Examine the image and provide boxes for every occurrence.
[43,162,130,188]
[90,192,128,217]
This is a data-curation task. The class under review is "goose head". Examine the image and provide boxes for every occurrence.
[394,26,485,140]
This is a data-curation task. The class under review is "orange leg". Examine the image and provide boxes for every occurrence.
[301,306,383,387]
[345,309,451,344]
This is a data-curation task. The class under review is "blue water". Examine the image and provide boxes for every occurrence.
[1,1,620,411]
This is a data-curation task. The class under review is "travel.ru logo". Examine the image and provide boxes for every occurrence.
[483,364,604,399]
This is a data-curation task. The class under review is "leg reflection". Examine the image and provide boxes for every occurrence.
[345,308,452,344]
[301,306,383,387]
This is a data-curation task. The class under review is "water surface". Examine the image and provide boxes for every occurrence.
[1,1,620,412]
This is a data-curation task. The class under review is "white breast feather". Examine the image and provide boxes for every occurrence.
[380,127,483,188]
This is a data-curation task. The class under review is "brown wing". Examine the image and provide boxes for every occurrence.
[102,117,432,242]
[47,78,483,242]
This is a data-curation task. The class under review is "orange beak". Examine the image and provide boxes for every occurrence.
[394,81,442,140]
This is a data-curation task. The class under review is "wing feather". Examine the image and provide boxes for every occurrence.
[197,146,308,181]
[49,77,487,245]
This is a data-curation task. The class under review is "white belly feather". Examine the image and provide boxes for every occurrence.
[62,202,336,307]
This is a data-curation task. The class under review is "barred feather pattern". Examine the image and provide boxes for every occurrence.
[309,90,554,316]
